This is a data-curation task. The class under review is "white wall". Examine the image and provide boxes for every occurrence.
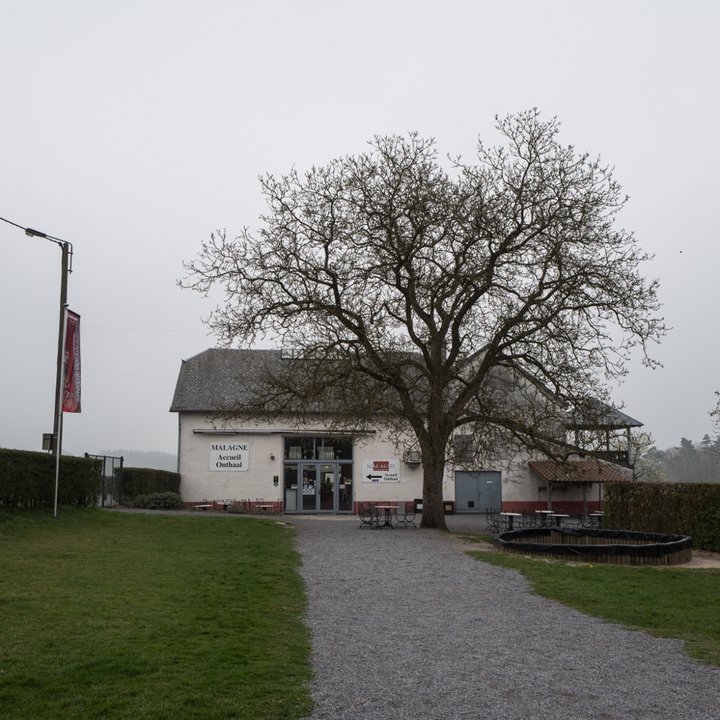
[179,413,284,503]
[178,412,630,511]
[354,433,424,505]
[176,413,446,507]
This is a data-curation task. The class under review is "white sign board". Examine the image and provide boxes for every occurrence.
[210,442,249,471]
[362,459,400,483]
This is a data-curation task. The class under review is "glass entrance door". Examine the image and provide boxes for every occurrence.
[285,462,353,513]
[306,464,336,512]
[319,464,335,510]
[301,464,319,512]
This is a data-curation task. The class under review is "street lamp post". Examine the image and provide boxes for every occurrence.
[25,228,73,518]
[1,216,73,517]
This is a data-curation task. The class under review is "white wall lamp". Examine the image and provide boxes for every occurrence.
[404,450,421,467]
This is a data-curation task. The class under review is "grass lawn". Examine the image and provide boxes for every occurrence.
[469,547,720,666]
[0,509,312,720]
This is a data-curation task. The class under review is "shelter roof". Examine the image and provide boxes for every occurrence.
[567,397,642,429]
[528,459,631,485]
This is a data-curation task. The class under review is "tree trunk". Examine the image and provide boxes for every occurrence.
[420,451,448,530]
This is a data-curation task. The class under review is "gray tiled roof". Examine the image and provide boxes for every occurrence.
[170,349,643,431]
[169,348,284,412]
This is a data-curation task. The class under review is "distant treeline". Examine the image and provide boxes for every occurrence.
[96,449,177,472]
[638,435,720,484]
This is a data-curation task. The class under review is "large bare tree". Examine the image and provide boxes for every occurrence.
[182,110,664,529]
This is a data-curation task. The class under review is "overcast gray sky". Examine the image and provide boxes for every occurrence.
[1,0,718,457]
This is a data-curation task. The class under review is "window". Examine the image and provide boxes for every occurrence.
[284,436,353,460]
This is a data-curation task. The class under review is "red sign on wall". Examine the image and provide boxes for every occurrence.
[362,459,400,483]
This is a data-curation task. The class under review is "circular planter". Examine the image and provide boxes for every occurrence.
[495,527,693,566]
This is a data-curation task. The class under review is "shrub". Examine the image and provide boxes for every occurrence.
[121,467,180,498]
[0,448,100,508]
[604,482,720,552]
[130,492,184,510]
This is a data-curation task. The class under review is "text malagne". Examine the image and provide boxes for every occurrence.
[210,442,249,471]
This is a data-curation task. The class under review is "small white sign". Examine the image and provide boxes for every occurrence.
[210,442,249,471]
[362,459,400,483]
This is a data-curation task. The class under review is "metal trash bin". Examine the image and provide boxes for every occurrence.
[413,498,423,513]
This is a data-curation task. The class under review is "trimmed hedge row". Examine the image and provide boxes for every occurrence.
[121,467,181,499]
[130,492,184,510]
[604,482,720,552]
[0,448,101,508]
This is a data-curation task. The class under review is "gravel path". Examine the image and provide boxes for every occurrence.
[288,515,720,720]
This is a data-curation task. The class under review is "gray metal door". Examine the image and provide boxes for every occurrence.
[455,471,501,512]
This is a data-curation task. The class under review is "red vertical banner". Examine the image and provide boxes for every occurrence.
[62,310,81,413]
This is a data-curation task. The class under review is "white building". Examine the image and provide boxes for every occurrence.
[170,349,638,514]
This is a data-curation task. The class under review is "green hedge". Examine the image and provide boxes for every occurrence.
[604,482,720,552]
[130,492,184,510]
[121,467,181,499]
[0,448,101,508]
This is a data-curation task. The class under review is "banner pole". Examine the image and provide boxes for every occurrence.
[54,305,68,519]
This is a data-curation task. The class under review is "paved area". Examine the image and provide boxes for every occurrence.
[287,514,720,720]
